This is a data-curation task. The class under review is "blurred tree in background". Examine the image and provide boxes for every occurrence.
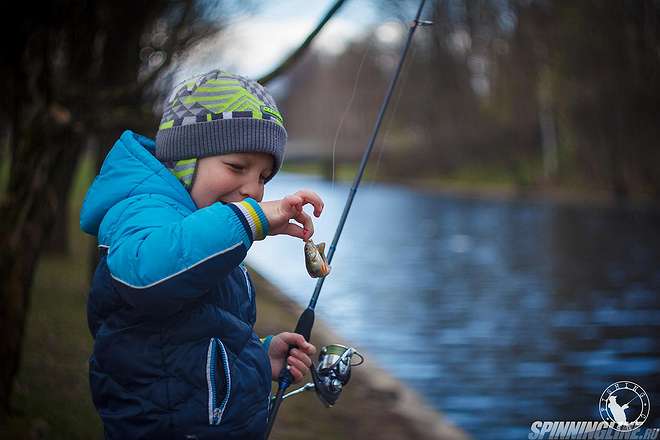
[282,0,660,197]
[0,0,346,421]
[0,0,246,416]
[547,1,660,198]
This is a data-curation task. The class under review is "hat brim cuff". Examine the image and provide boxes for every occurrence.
[155,118,287,179]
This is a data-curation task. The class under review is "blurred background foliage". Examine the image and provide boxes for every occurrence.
[281,0,660,200]
[0,0,249,424]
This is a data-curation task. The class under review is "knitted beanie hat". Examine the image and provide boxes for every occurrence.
[156,69,287,186]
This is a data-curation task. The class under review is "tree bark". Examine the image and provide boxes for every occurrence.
[0,116,82,417]
[1,0,345,419]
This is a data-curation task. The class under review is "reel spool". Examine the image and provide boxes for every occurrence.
[312,344,364,407]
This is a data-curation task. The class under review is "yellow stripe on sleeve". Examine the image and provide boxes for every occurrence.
[240,201,264,239]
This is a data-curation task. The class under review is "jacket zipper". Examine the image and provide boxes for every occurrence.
[240,264,252,302]
[207,338,231,425]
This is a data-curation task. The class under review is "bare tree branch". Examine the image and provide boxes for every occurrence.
[139,0,197,93]
[258,0,349,85]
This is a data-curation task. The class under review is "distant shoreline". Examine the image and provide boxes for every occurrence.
[401,178,658,209]
[280,167,659,210]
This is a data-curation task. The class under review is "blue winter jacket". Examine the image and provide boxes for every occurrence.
[80,130,273,439]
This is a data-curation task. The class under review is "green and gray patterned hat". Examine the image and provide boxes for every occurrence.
[156,69,287,183]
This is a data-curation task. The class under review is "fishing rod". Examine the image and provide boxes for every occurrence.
[623,395,640,407]
[265,0,432,437]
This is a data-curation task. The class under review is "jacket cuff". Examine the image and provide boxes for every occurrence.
[227,198,270,241]
[260,335,273,354]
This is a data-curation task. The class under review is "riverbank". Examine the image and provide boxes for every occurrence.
[1,236,468,439]
[250,268,469,440]
[2,153,467,439]
[402,177,660,210]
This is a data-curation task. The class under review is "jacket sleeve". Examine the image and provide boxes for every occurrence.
[101,194,269,316]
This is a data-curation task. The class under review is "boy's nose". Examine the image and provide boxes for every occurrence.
[240,180,263,201]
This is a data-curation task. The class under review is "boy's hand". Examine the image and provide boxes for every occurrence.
[259,190,324,241]
[268,332,317,383]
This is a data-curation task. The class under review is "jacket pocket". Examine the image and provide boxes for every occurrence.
[207,337,231,425]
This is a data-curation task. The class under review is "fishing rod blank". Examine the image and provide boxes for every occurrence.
[265,0,431,437]
[623,395,640,406]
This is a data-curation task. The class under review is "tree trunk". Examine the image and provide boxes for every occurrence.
[44,193,71,255]
[87,128,118,279]
[0,118,82,417]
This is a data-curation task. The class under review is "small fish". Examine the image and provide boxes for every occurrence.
[304,240,331,278]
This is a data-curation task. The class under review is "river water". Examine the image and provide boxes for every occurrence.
[246,173,660,439]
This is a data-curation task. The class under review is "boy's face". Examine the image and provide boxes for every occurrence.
[190,152,274,208]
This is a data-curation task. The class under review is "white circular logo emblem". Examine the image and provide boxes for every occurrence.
[599,381,650,431]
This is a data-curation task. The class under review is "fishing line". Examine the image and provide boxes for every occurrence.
[605,393,640,422]
[624,395,640,406]
[330,37,375,191]
[265,1,431,436]
[369,35,419,190]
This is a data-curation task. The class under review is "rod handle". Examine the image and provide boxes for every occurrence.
[276,307,316,386]
[294,307,315,341]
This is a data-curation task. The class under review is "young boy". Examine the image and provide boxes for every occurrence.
[80,70,321,439]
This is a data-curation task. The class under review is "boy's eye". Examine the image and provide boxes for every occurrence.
[226,162,244,171]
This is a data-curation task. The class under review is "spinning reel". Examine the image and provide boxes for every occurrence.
[277,344,364,407]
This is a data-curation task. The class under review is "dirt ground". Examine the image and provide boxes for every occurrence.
[1,254,468,440]
[250,268,469,440]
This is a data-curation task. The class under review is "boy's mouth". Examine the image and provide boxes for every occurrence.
[217,196,243,204]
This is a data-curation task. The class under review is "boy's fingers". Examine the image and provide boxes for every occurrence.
[282,332,314,352]
[282,195,303,215]
[287,364,303,383]
[287,356,309,376]
[294,190,324,217]
[288,332,305,345]
[281,222,305,240]
[291,333,316,356]
[290,348,312,369]
[293,211,313,239]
